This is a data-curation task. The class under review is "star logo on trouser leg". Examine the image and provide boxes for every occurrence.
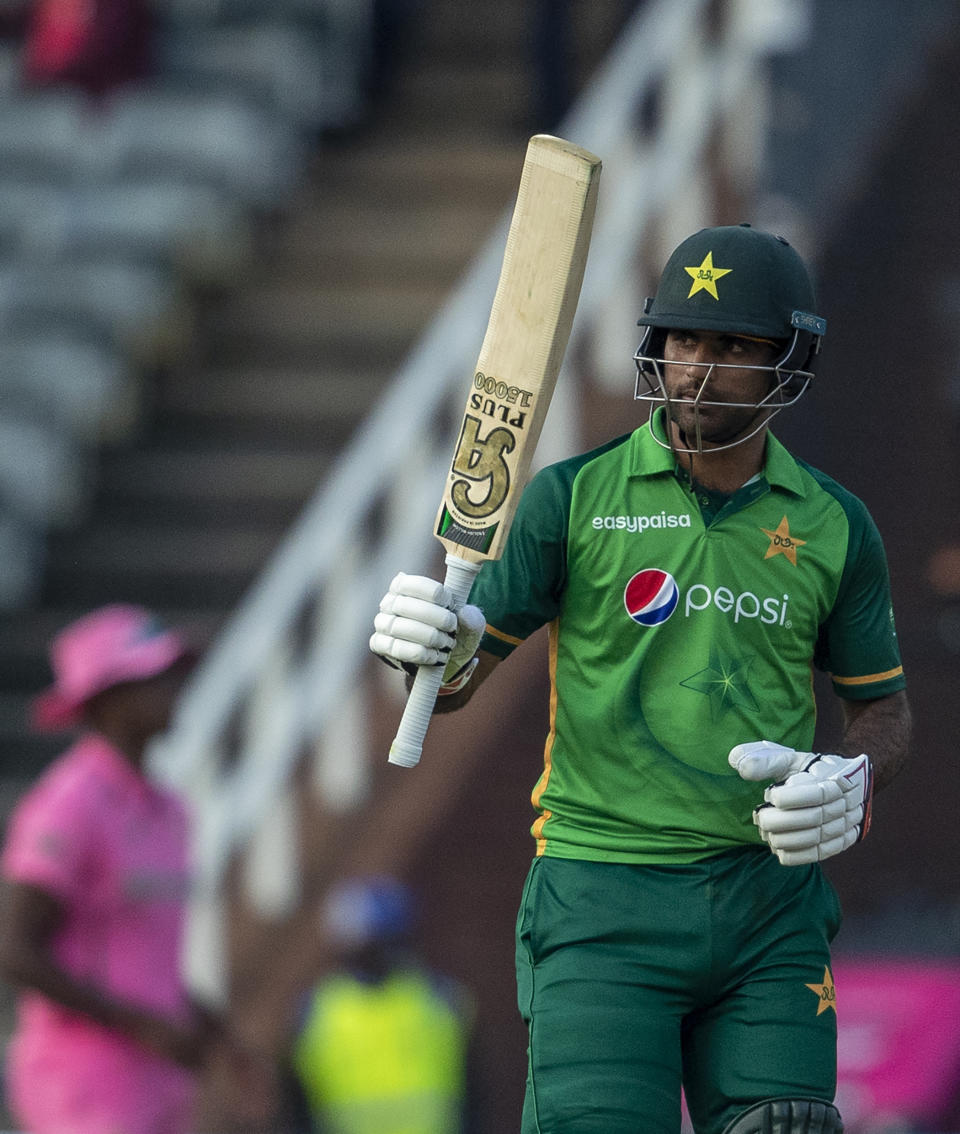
[805,967,837,1015]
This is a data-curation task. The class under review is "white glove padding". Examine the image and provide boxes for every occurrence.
[370,572,484,683]
[729,740,874,866]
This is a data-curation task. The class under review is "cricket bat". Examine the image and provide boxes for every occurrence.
[389,134,601,768]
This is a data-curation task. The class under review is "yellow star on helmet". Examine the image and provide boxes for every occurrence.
[684,251,733,300]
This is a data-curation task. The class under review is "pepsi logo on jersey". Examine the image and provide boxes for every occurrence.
[624,569,792,628]
[624,569,679,626]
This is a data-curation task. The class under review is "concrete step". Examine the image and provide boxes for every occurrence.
[404,0,632,125]
[97,443,330,518]
[273,197,503,285]
[416,0,527,54]
[44,521,283,608]
[412,0,628,56]
[0,605,224,687]
[199,279,446,369]
[304,136,526,202]
[158,365,387,441]
[387,59,530,134]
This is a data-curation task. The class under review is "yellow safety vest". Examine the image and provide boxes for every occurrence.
[293,969,469,1134]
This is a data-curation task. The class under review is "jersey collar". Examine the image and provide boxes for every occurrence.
[631,408,807,497]
[761,431,806,496]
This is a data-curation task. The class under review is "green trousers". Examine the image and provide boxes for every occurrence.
[515,848,842,1134]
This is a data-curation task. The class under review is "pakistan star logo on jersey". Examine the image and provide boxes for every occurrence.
[761,515,806,565]
[680,647,760,721]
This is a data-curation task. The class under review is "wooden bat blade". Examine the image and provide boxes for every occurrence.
[435,135,601,562]
[389,134,601,768]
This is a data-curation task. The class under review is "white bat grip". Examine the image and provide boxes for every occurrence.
[388,554,482,767]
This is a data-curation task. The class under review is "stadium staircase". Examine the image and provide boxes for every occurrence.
[0,0,630,782]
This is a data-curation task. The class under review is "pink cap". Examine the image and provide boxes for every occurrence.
[31,604,193,732]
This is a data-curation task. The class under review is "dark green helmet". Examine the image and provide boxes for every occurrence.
[637,223,824,343]
[634,224,827,452]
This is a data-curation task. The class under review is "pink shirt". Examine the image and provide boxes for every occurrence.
[2,734,196,1134]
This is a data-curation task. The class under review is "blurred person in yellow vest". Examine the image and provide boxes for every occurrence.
[289,875,478,1134]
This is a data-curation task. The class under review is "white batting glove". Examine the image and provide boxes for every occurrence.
[729,740,874,866]
[370,573,485,692]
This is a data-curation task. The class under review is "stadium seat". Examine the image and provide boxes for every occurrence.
[70,179,254,283]
[0,255,191,367]
[0,415,85,527]
[0,332,135,441]
[0,178,68,257]
[158,0,367,31]
[0,40,21,96]
[0,507,42,610]
[0,90,96,184]
[99,88,305,209]
[0,163,253,280]
[157,21,341,132]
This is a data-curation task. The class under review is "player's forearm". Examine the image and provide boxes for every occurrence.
[839,689,911,793]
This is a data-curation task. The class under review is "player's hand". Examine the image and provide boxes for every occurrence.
[370,573,485,691]
[728,740,873,865]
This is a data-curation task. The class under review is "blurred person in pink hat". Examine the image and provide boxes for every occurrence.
[0,604,264,1134]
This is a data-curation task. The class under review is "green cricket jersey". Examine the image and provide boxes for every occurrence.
[471,408,905,864]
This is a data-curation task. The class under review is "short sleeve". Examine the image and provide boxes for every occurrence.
[471,463,571,658]
[814,497,906,700]
[1,762,96,904]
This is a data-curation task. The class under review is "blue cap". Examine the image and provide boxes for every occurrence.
[323,876,413,947]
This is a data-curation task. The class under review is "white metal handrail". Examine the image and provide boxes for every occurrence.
[151,0,809,1005]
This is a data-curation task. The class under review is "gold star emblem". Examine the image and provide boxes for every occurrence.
[805,966,837,1015]
[761,516,806,565]
[684,251,733,299]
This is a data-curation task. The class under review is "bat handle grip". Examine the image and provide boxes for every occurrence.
[388,554,482,768]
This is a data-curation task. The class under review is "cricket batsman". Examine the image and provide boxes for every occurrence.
[371,224,910,1133]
